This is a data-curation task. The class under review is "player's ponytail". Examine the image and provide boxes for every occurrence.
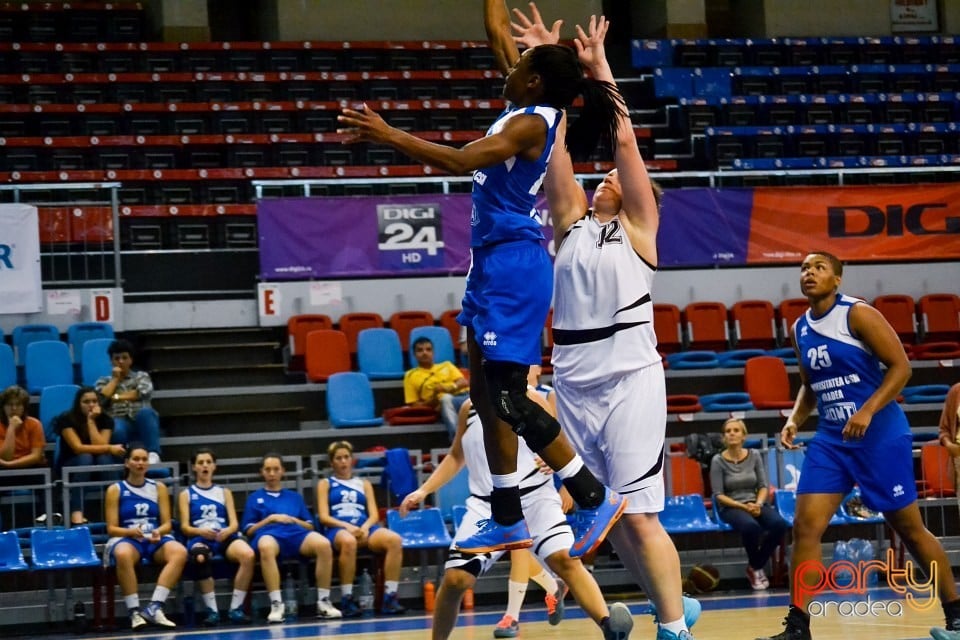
[566,77,626,161]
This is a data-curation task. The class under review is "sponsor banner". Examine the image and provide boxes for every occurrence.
[0,204,43,314]
[658,189,755,267]
[749,184,960,263]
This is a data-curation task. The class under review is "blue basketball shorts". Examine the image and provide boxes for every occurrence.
[324,524,381,546]
[797,434,917,513]
[186,534,242,557]
[458,240,552,365]
[251,529,311,559]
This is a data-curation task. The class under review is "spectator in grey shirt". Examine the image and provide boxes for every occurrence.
[95,339,162,463]
[709,418,789,591]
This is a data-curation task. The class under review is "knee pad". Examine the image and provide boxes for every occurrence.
[483,360,560,452]
[190,544,213,580]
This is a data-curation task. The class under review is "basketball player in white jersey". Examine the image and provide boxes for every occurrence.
[513,7,696,640]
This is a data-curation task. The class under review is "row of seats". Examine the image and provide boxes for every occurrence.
[653,294,960,354]
[633,36,960,70]
[0,1,144,43]
[0,323,115,390]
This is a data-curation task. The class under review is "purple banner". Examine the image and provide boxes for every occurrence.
[657,189,755,267]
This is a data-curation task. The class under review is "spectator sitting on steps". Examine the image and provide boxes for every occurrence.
[95,339,163,464]
[403,336,470,441]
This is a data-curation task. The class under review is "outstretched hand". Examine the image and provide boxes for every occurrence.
[399,489,426,517]
[338,104,393,144]
[511,1,561,48]
[573,14,610,72]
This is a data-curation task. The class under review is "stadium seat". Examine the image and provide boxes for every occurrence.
[12,324,60,367]
[438,309,464,362]
[665,351,720,370]
[452,505,468,530]
[286,314,334,371]
[66,322,115,364]
[778,298,809,342]
[356,328,405,381]
[911,341,960,360]
[765,347,798,366]
[666,394,702,414]
[80,338,113,386]
[409,326,456,367]
[710,498,735,531]
[684,302,729,351]
[0,531,28,572]
[717,348,767,368]
[30,526,100,570]
[873,295,917,345]
[434,467,470,527]
[338,313,385,355]
[25,341,73,394]
[775,490,846,526]
[699,392,755,412]
[39,384,81,441]
[669,455,705,497]
[386,507,452,549]
[0,343,15,389]
[901,384,951,404]
[731,300,777,349]
[653,304,683,354]
[917,441,956,498]
[388,311,435,352]
[744,356,795,409]
[766,448,805,491]
[382,406,440,426]
[918,294,960,343]
[326,372,384,428]
[659,495,724,533]
[304,330,351,383]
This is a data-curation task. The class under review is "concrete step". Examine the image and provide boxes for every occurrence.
[161,406,303,436]
[146,342,280,369]
[151,363,288,389]
[138,327,283,349]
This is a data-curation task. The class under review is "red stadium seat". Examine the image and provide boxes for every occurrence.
[778,298,809,343]
[304,329,351,383]
[388,310,435,352]
[338,313,384,355]
[744,356,794,409]
[683,302,729,351]
[919,294,960,343]
[287,314,333,372]
[653,304,682,354]
[669,455,706,497]
[916,441,956,499]
[731,300,777,349]
[873,294,917,345]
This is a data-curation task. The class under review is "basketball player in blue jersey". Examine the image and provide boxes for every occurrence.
[338,0,626,559]
[241,453,342,622]
[316,440,406,617]
[104,443,187,630]
[516,7,699,639]
[755,252,960,640]
[399,376,634,640]
[178,447,256,626]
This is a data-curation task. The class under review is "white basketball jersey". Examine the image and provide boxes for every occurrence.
[461,406,548,498]
[552,212,660,385]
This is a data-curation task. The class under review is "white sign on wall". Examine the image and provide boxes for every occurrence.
[890,0,939,32]
[0,204,43,314]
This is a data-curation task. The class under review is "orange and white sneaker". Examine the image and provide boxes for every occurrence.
[493,615,519,638]
[545,578,568,626]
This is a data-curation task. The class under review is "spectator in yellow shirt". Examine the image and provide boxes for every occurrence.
[404,337,469,441]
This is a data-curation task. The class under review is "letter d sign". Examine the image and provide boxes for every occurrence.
[90,290,114,322]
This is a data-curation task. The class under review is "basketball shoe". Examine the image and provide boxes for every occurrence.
[650,595,702,630]
[755,605,812,640]
[455,518,533,554]
[570,487,626,558]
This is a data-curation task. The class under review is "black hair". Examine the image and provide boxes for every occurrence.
[107,338,136,358]
[260,451,284,470]
[123,441,148,478]
[809,251,844,276]
[69,386,99,423]
[412,336,433,350]
[191,447,217,466]
[526,44,626,160]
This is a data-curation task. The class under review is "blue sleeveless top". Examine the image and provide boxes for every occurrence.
[327,476,369,526]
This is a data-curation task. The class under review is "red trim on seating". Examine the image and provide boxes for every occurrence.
[0,39,488,52]
[115,204,257,217]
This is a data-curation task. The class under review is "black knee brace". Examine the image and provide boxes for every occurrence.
[483,360,561,453]
[190,544,213,580]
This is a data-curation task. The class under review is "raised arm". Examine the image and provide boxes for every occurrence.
[543,111,588,241]
[485,0,520,75]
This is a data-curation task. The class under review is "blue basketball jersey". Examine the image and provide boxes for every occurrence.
[116,479,160,530]
[241,488,312,538]
[188,484,228,531]
[794,294,910,445]
[470,105,559,247]
[327,476,369,526]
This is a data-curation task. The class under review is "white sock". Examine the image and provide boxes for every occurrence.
[530,569,558,595]
[584,563,595,574]
[201,591,217,611]
[269,590,281,604]
[385,580,399,594]
[555,457,584,480]
[342,584,354,597]
[318,588,331,601]
[661,618,688,634]
[124,595,139,612]
[505,580,527,620]
[230,589,247,610]
[150,586,170,603]
[491,472,521,488]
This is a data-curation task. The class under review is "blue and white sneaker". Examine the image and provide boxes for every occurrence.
[932,628,960,640]
[650,595,702,630]
[455,518,533,554]
[201,607,220,626]
[570,488,626,558]
[657,630,696,640]
[141,601,176,628]
[227,607,251,624]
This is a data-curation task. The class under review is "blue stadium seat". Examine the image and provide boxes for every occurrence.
[765,347,798,366]
[356,328,405,380]
[901,384,950,404]
[409,326,456,366]
[12,323,59,367]
[659,495,724,534]
[434,466,470,527]
[699,392,755,412]
[710,498,735,531]
[767,448,806,491]
[0,531,29,572]
[775,490,845,526]
[39,384,81,441]
[66,322,114,364]
[25,340,73,393]
[326,372,384,428]
[386,507,452,549]
[0,343,15,389]
[665,351,720,370]
[717,348,767,368]
[451,505,468,530]
[30,526,100,569]
[80,338,113,386]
